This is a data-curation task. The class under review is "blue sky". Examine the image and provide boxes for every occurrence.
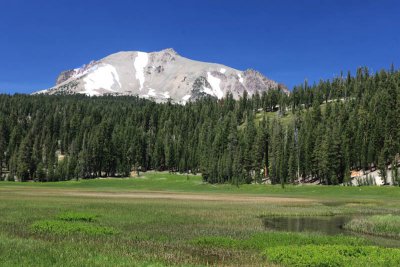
[1,0,399,93]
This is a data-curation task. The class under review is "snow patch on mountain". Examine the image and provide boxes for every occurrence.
[35,89,49,94]
[202,86,214,97]
[207,72,223,99]
[134,52,148,91]
[80,88,100,96]
[82,64,121,96]
[220,68,226,74]
[182,94,191,101]
[238,73,244,84]
[146,88,156,97]
[161,91,170,99]
[73,67,91,79]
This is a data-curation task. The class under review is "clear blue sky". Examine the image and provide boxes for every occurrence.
[1,0,399,94]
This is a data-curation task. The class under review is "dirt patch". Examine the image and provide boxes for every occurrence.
[0,188,313,203]
[66,191,313,203]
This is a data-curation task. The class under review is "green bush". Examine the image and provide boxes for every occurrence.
[57,212,97,222]
[264,245,400,267]
[31,220,118,236]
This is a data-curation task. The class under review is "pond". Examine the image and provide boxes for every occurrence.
[262,215,400,248]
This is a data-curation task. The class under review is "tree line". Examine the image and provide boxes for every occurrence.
[0,66,399,185]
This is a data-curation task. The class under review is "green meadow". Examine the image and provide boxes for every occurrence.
[1,172,400,266]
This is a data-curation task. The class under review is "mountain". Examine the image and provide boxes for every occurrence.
[34,48,286,103]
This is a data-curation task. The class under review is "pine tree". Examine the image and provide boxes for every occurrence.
[242,114,257,183]
[17,136,33,181]
[378,150,387,184]
[35,162,46,182]
[0,122,5,179]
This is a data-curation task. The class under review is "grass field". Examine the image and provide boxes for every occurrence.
[1,172,400,266]
[2,172,400,199]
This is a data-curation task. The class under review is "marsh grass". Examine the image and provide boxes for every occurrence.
[192,232,366,251]
[1,173,400,266]
[57,211,98,222]
[264,245,400,267]
[1,194,269,266]
[258,201,399,217]
[344,215,400,238]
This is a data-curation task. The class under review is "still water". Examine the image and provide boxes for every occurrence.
[262,215,400,247]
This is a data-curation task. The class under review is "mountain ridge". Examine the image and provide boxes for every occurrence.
[34,48,286,103]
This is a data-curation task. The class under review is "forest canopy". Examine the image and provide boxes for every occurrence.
[0,66,399,185]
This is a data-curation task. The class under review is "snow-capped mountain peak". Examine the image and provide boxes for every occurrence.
[34,48,285,103]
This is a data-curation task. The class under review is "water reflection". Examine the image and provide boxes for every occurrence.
[263,216,353,235]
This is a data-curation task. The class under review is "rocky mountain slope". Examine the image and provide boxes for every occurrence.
[34,48,285,103]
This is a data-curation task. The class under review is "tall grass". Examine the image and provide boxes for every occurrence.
[344,215,400,238]
[31,220,119,236]
[57,211,98,222]
[192,232,366,250]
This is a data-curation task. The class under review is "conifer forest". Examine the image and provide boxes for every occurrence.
[1,67,399,185]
